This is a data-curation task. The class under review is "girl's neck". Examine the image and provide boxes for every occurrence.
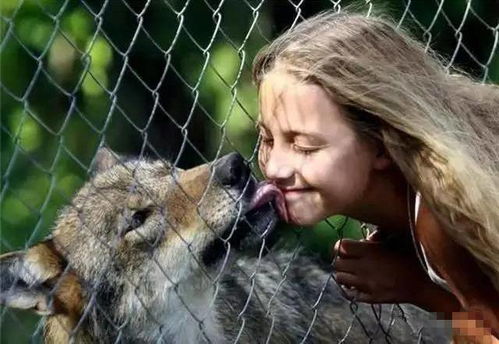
[346,167,413,235]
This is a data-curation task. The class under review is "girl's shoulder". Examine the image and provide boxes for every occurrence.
[415,198,499,317]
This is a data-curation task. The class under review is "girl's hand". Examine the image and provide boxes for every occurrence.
[332,235,434,304]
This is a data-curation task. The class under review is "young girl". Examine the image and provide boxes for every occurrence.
[252,10,499,342]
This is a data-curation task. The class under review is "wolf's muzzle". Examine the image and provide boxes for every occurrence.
[202,153,278,266]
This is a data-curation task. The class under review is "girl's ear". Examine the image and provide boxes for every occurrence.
[373,144,393,170]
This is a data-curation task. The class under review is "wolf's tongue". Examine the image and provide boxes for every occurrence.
[249,182,288,222]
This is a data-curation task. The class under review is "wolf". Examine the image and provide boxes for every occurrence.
[0,149,449,343]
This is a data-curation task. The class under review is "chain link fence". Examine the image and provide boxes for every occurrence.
[1,0,498,342]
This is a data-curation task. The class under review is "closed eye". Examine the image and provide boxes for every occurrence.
[292,144,321,155]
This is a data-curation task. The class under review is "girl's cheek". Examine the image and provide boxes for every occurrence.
[302,158,329,183]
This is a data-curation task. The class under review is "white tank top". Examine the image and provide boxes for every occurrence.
[412,192,451,292]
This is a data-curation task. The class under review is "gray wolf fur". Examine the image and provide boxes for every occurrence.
[0,149,449,343]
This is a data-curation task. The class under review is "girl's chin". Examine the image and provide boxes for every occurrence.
[286,209,324,227]
[282,192,326,226]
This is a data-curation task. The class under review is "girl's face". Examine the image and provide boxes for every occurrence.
[257,70,387,226]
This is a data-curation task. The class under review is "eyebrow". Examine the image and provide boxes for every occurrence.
[255,120,327,141]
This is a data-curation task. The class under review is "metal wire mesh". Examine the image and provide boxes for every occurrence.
[1,0,498,342]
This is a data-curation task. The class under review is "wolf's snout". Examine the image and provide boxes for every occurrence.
[214,153,250,190]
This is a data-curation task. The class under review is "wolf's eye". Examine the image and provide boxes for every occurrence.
[125,209,152,233]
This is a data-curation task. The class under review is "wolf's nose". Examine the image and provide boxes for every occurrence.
[214,152,250,189]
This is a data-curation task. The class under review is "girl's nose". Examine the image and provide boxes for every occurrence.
[263,149,294,182]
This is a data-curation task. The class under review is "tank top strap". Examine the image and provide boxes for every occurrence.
[410,191,451,292]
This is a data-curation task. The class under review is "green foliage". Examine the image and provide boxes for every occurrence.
[276,216,365,261]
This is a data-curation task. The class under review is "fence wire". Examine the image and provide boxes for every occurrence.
[1,0,498,343]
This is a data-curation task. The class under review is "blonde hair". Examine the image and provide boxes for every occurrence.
[253,10,499,291]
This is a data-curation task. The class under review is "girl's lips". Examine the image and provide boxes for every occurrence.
[283,188,312,201]
[282,188,311,193]
[248,181,289,222]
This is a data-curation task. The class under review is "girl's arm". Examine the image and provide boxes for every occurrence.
[416,201,499,340]
[413,278,462,316]
[334,236,498,343]
[333,237,461,312]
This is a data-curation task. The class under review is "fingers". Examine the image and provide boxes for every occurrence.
[333,239,369,258]
[335,273,379,304]
[334,271,369,302]
[332,239,392,304]
[332,240,366,291]
[333,255,357,273]
[334,271,360,287]
[341,287,372,303]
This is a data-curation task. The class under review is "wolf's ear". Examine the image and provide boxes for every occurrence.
[93,147,121,174]
[0,241,63,315]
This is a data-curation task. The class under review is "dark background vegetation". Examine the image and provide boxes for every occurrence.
[1,0,498,341]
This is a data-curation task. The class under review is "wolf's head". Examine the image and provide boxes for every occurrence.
[0,149,286,342]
